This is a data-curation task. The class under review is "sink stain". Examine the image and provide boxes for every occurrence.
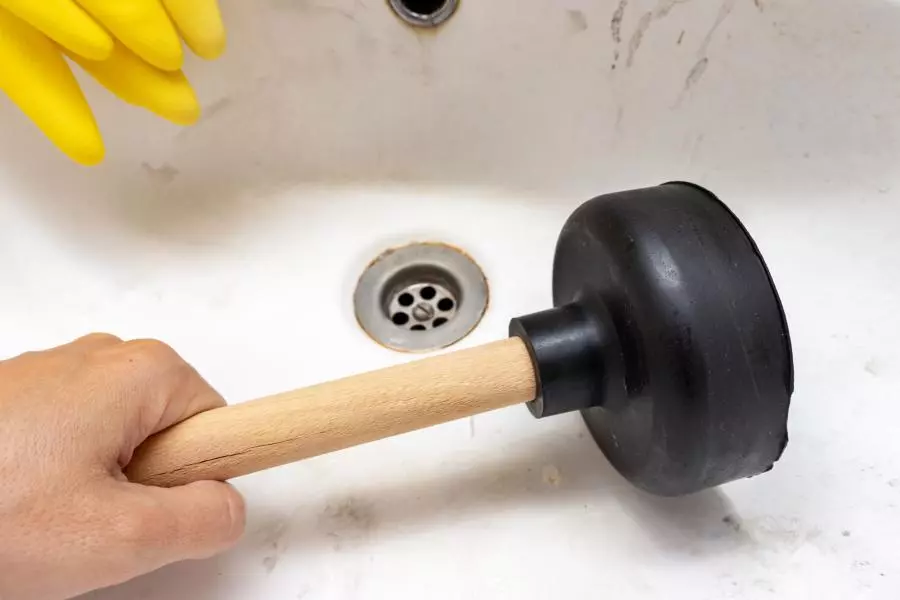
[202,97,234,122]
[541,464,562,487]
[567,10,588,33]
[255,519,291,574]
[141,162,180,185]
[611,0,628,43]
[320,497,377,551]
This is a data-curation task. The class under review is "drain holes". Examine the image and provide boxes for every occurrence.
[354,242,489,352]
[388,282,456,332]
[389,0,458,28]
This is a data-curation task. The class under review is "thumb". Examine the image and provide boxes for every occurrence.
[119,480,246,566]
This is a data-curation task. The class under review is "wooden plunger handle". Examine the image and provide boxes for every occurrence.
[125,338,537,487]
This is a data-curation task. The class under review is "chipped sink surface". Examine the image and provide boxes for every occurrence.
[0,0,899,598]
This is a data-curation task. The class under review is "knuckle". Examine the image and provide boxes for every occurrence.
[119,339,194,386]
[78,332,122,346]
[123,339,195,400]
[125,339,181,366]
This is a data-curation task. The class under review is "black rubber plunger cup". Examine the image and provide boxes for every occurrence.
[510,182,794,496]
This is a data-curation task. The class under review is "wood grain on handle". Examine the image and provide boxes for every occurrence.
[126,338,537,487]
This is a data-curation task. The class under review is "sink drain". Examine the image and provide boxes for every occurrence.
[355,243,488,352]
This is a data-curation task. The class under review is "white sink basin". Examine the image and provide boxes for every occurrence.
[1,0,899,598]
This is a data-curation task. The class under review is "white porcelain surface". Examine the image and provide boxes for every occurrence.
[1,0,898,598]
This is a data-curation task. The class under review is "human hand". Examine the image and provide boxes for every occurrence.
[0,0,226,165]
[0,334,246,600]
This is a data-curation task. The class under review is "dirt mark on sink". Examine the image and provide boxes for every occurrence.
[568,9,588,33]
[141,163,180,185]
[611,0,628,43]
[256,519,291,574]
[319,497,377,551]
[674,0,737,103]
[623,0,694,68]
[610,0,736,75]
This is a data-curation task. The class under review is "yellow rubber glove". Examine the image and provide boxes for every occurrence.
[0,1,225,165]
[75,0,227,70]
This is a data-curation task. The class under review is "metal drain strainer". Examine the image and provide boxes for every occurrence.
[354,243,488,352]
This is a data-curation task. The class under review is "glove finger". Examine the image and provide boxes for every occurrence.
[69,41,200,126]
[75,0,183,71]
[0,0,112,60]
[161,0,226,60]
[0,8,104,165]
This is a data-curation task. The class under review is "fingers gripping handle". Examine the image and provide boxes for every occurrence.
[125,339,537,487]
